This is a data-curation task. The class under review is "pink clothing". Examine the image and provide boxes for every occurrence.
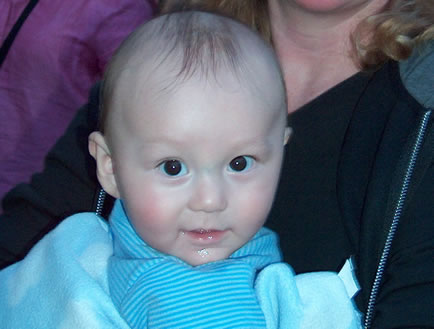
[0,0,154,200]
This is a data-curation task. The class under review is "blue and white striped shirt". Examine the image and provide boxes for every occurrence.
[108,200,282,328]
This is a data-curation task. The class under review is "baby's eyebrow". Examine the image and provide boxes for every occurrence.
[229,139,274,157]
[139,137,274,153]
[250,143,274,157]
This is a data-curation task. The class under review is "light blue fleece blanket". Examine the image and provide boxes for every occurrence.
[0,213,361,328]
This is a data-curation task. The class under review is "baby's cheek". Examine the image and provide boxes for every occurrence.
[238,182,277,233]
[248,182,276,212]
[124,193,170,232]
[237,192,273,229]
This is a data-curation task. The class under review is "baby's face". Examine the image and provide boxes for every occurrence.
[109,72,287,266]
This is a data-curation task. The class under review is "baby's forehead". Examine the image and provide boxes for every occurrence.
[114,73,285,147]
[114,66,282,128]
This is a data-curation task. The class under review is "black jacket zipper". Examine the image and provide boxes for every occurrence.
[364,109,432,329]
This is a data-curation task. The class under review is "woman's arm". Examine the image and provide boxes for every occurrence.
[0,83,104,269]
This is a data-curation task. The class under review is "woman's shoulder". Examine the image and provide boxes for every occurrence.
[399,41,434,108]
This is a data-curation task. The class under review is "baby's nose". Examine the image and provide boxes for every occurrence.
[188,173,227,213]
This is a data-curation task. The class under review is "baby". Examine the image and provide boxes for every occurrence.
[0,10,361,329]
[90,10,289,328]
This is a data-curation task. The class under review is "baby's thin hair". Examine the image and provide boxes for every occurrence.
[158,10,239,83]
[99,10,270,134]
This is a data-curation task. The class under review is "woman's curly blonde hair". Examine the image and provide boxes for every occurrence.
[354,0,434,70]
[159,0,434,71]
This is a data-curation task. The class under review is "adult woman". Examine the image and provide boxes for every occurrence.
[175,1,433,327]
[1,1,433,328]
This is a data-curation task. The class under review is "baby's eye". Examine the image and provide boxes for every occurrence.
[228,156,255,172]
[158,160,188,177]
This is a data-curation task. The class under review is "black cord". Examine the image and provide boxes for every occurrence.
[0,0,39,68]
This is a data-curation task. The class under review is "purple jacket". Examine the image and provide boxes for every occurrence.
[0,0,155,201]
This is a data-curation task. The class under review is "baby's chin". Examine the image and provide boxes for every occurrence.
[180,248,233,267]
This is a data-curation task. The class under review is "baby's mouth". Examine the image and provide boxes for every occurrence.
[184,229,226,243]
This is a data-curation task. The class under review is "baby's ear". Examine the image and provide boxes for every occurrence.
[88,132,120,199]
[284,127,292,145]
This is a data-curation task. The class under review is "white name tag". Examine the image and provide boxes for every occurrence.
[338,257,361,298]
